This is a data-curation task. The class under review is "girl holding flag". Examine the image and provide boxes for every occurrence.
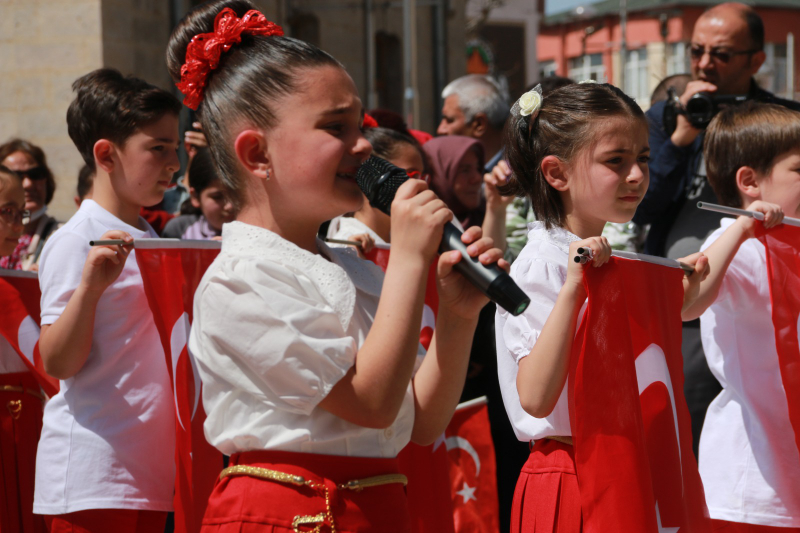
[0,166,46,533]
[168,1,506,531]
[495,82,709,532]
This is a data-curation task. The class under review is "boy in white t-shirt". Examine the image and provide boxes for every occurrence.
[681,101,800,531]
[34,68,181,532]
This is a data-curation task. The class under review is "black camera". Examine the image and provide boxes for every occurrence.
[663,88,748,134]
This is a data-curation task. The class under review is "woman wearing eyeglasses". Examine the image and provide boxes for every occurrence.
[0,139,60,271]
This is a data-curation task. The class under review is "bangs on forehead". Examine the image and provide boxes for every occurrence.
[579,114,648,158]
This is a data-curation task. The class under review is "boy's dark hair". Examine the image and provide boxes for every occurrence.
[705,101,800,208]
[0,139,57,205]
[76,164,95,201]
[364,127,421,163]
[187,148,220,195]
[67,68,181,171]
[166,0,342,210]
[502,83,645,229]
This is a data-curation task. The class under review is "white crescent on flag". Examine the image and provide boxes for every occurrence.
[446,436,481,475]
[635,343,682,468]
[170,312,202,429]
[422,304,435,333]
[17,315,39,364]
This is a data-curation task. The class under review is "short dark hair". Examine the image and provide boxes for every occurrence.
[67,68,181,171]
[166,0,341,210]
[705,101,800,207]
[528,75,574,95]
[650,73,691,107]
[76,164,94,201]
[187,148,221,195]
[364,127,420,162]
[502,83,645,229]
[0,139,57,205]
[743,9,764,51]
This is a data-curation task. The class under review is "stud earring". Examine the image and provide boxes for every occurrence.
[266,168,271,181]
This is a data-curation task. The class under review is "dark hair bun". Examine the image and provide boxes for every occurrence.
[166,0,257,84]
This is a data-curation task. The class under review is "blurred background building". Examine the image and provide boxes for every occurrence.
[538,0,800,111]
[1,0,799,220]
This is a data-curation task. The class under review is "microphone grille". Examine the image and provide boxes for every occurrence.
[355,156,409,215]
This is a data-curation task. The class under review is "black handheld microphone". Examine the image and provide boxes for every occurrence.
[355,156,530,316]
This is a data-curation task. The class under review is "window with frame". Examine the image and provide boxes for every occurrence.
[624,48,649,104]
[568,53,605,82]
[755,43,788,98]
[667,42,690,76]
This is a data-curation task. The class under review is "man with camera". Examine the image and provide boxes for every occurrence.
[635,2,800,455]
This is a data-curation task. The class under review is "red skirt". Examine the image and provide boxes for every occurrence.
[510,439,582,533]
[202,450,412,533]
[0,372,46,533]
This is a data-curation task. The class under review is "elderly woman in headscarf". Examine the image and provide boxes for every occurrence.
[0,139,60,270]
[422,135,507,251]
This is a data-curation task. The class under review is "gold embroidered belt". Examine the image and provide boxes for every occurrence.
[1,385,45,420]
[544,435,573,446]
[219,464,408,533]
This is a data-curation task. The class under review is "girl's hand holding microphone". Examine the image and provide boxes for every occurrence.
[82,230,133,296]
[438,226,509,321]
[388,179,453,263]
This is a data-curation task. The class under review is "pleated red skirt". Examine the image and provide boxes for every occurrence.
[0,372,46,533]
[510,439,582,533]
[201,450,412,533]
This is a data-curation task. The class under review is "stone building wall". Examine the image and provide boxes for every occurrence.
[1,0,466,221]
[1,0,105,220]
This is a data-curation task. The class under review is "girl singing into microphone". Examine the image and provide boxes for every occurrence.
[167,1,507,531]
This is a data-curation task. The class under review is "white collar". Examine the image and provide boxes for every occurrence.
[526,221,581,254]
[221,221,383,332]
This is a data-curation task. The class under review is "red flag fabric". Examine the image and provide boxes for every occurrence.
[363,245,438,349]
[0,270,58,396]
[569,256,711,533]
[363,244,453,531]
[758,223,800,456]
[136,240,225,533]
[446,396,500,533]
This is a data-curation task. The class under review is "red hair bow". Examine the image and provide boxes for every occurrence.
[177,8,284,110]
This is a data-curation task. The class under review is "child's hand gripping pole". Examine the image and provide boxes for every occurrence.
[698,201,800,228]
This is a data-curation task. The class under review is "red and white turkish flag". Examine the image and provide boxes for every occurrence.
[0,270,57,396]
[365,244,452,531]
[364,245,438,349]
[446,397,500,533]
[136,240,224,533]
[758,223,800,456]
[569,256,711,533]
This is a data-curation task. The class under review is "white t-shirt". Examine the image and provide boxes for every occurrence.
[34,200,175,515]
[699,218,800,527]
[496,222,584,441]
[189,221,424,457]
[326,216,387,246]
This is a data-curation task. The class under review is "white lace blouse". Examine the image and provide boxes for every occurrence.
[189,221,424,457]
[495,221,584,441]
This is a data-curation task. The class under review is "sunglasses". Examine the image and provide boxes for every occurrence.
[16,166,48,181]
[688,45,758,64]
[0,206,31,225]
[407,170,431,184]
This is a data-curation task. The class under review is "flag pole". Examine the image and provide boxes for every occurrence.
[697,201,800,228]
[572,248,694,275]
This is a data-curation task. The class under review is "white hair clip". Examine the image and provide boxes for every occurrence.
[510,84,543,126]
[578,79,598,84]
